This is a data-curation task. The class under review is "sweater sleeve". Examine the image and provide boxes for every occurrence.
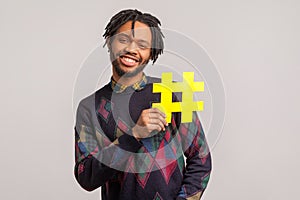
[74,100,142,191]
[176,112,212,200]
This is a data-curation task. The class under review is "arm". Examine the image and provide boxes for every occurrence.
[74,100,142,191]
[74,126,116,191]
[176,113,212,200]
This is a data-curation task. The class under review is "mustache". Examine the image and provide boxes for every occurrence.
[116,51,142,62]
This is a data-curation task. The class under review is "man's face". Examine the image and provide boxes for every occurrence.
[108,21,152,78]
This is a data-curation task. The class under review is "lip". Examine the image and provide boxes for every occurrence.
[119,55,140,67]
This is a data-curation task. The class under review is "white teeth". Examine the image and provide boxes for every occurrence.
[123,57,136,63]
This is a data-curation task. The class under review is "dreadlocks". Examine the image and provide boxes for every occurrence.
[103,9,164,64]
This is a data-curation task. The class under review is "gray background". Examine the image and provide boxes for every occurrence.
[1,0,299,199]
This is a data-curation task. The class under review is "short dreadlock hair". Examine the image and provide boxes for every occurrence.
[103,9,164,64]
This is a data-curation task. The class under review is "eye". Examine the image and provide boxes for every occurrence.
[138,42,149,49]
[118,36,129,44]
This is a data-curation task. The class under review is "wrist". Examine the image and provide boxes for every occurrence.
[131,126,141,141]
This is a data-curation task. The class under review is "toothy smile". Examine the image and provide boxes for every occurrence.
[119,55,139,67]
[123,57,136,63]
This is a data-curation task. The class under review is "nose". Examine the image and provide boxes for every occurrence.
[125,41,138,54]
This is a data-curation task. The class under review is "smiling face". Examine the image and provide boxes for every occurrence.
[108,21,152,82]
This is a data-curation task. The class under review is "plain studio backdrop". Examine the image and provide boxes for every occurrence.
[1,0,299,199]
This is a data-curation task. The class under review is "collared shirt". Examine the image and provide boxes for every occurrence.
[110,74,148,93]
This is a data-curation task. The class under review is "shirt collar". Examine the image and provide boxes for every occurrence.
[110,74,148,93]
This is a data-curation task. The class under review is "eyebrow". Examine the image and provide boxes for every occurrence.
[117,33,130,38]
[117,33,151,46]
[138,39,150,46]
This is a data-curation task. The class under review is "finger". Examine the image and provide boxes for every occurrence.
[149,108,166,118]
[148,112,167,126]
[148,124,162,133]
[148,118,165,131]
[136,124,160,138]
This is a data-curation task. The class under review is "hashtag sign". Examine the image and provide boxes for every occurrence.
[152,72,204,123]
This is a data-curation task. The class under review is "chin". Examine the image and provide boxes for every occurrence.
[114,63,146,78]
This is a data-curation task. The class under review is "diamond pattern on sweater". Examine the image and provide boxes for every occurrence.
[153,192,163,200]
[114,118,131,138]
[96,97,112,123]
[129,146,155,188]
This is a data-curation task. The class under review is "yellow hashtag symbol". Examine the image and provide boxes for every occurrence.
[152,72,204,123]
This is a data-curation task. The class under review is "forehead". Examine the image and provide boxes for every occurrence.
[116,21,152,42]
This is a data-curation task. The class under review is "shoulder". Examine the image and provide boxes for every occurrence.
[76,93,95,120]
[76,83,111,114]
[146,76,161,84]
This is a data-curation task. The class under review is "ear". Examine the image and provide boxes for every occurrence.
[106,38,112,51]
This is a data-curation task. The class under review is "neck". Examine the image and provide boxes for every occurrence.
[112,69,143,86]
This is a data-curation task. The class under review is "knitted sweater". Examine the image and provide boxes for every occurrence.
[74,76,212,200]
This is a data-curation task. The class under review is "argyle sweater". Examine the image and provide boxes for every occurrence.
[74,76,212,200]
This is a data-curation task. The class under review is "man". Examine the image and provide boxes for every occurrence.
[74,9,212,200]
